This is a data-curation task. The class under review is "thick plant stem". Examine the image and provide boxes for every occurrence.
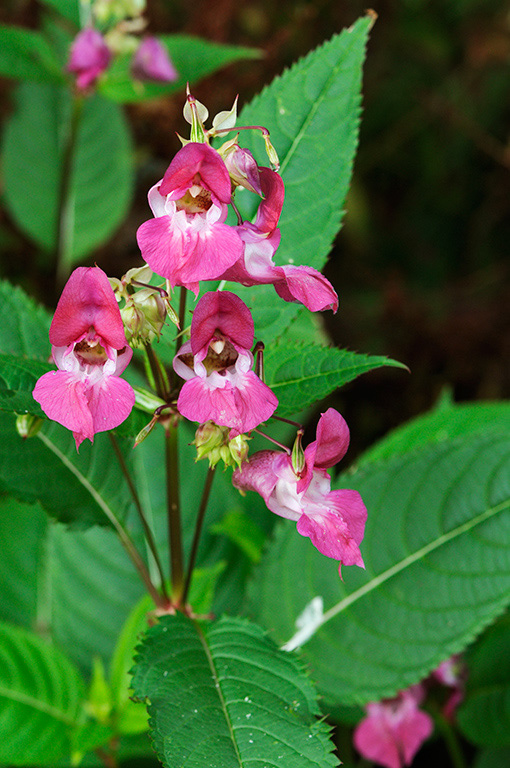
[56,94,84,287]
[176,287,188,353]
[434,710,467,768]
[109,433,169,603]
[182,465,216,606]
[165,424,184,605]
[144,344,170,402]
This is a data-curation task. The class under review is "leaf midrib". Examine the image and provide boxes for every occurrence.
[284,495,510,649]
[0,683,77,726]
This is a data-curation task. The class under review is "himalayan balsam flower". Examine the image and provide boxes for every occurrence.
[67,28,111,90]
[33,267,135,449]
[131,37,178,83]
[353,685,434,768]
[218,167,339,313]
[233,408,366,574]
[136,142,244,293]
[173,291,278,437]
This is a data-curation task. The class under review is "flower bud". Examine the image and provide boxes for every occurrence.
[291,429,305,475]
[121,289,167,347]
[93,0,146,24]
[192,422,250,469]
[16,413,43,439]
[222,142,262,196]
[67,28,111,91]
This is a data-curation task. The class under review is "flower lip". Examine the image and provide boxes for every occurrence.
[159,142,232,204]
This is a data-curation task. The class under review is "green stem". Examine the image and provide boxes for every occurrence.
[434,710,467,768]
[176,287,188,353]
[144,344,170,401]
[56,94,84,287]
[182,465,216,606]
[165,424,184,605]
[109,434,169,603]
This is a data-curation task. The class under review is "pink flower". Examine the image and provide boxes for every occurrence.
[33,267,135,449]
[431,655,466,721]
[353,686,434,768]
[131,37,178,83]
[218,167,339,313]
[173,291,278,437]
[232,408,366,573]
[67,28,111,91]
[136,143,244,293]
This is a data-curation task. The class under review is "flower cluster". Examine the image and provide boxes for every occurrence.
[67,1,177,92]
[33,92,365,576]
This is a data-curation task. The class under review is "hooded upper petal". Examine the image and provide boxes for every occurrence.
[190,291,254,355]
[159,142,232,203]
[49,267,127,349]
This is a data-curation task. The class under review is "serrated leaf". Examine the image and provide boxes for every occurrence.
[0,26,63,83]
[265,343,405,416]
[0,412,133,529]
[132,614,339,768]
[0,621,85,766]
[99,35,260,104]
[0,281,51,360]
[0,354,52,415]
[248,431,510,706]
[2,82,133,268]
[226,15,373,341]
[457,613,510,746]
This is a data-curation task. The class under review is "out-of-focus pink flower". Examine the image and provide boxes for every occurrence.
[232,408,366,573]
[136,143,244,293]
[218,167,339,313]
[131,37,178,83]
[173,291,277,437]
[33,267,134,449]
[353,685,434,768]
[432,655,466,721]
[67,28,111,90]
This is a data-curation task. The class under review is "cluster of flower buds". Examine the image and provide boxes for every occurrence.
[33,90,366,577]
[67,0,177,92]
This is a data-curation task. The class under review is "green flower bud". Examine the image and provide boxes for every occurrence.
[16,413,43,439]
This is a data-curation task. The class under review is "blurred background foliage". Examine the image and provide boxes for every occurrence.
[0,0,509,455]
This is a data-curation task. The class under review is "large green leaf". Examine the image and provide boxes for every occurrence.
[457,613,510,747]
[2,82,133,269]
[0,354,51,416]
[265,342,405,416]
[360,397,510,466]
[0,26,63,83]
[0,281,51,360]
[0,413,133,529]
[132,614,339,768]
[99,35,260,104]
[247,430,510,707]
[226,14,373,341]
[0,621,86,766]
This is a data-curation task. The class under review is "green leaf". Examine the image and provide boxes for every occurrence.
[360,399,510,466]
[0,26,63,83]
[457,613,510,746]
[0,354,52,415]
[248,430,510,707]
[0,621,86,766]
[227,14,373,341]
[0,413,133,529]
[39,0,80,25]
[211,510,266,564]
[473,747,510,768]
[265,343,406,416]
[131,614,339,768]
[0,281,51,360]
[99,35,260,103]
[2,82,133,267]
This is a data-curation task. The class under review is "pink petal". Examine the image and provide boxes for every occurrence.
[255,168,284,233]
[67,28,111,90]
[232,450,280,502]
[298,408,350,494]
[131,37,177,83]
[274,265,339,312]
[190,291,254,355]
[33,370,94,445]
[49,267,126,349]
[296,490,366,569]
[159,143,232,203]
[86,376,135,434]
[136,216,243,291]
